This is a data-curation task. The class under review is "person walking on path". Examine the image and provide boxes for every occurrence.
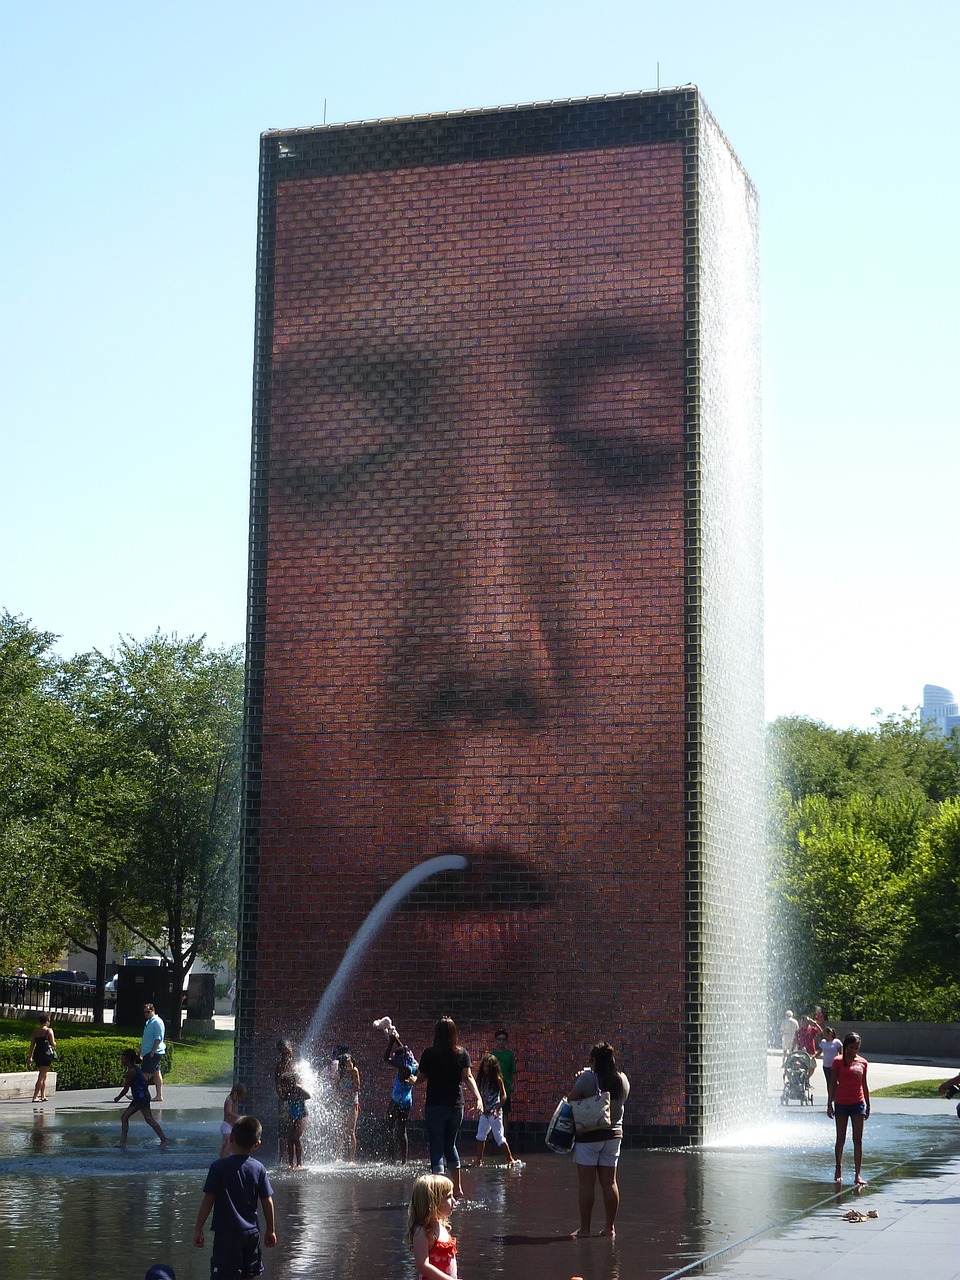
[194,1114,277,1277]
[140,1003,166,1102]
[25,1014,56,1103]
[819,1026,843,1092]
[827,1032,870,1186]
[114,1048,168,1150]
[796,1014,822,1083]
[780,1010,799,1065]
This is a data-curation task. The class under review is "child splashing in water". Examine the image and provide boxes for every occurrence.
[114,1049,167,1151]
[219,1082,247,1157]
[407,1174,459,1279]
[474,1054,518,1167]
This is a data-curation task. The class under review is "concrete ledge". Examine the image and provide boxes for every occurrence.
[833,1021,960,1058]
[0,1071,58,1100]
[0,1006,92,1022]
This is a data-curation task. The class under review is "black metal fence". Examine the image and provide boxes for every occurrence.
[0,975,96,1018]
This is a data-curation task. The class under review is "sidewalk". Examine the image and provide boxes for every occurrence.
[687,1149,960,1280]
[0,1082,226,1116]
[672,1052,960,1280]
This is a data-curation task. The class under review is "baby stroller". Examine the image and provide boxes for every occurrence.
[781,1051,815,1105]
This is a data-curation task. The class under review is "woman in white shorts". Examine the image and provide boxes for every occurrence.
[568,1042,630,1238]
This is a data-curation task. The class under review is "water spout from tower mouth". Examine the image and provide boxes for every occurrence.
[398,855,552,910]
[300,853,470,1054]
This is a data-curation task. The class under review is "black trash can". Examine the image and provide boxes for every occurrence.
[186,972,216,1019]
[115,964,178,1032]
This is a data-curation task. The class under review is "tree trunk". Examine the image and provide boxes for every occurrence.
[168,954,186,1041]
[91,897,110,1025]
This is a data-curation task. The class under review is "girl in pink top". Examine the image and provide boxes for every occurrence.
[827,1032,870,1185]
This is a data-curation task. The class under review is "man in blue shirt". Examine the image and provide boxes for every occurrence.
[140,1002,166,1102]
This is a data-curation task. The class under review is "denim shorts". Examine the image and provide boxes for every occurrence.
[834,1101,867,1117]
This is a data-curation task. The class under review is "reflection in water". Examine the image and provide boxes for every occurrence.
[0,1106,957,1280]
[30,1111,48,1154]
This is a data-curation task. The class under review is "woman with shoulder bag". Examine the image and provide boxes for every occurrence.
[26,1014,57,1103]
[567,1041,629,1238]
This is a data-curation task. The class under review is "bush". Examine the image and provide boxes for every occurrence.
[0,1034,174,1089]
[849,979,960,1023]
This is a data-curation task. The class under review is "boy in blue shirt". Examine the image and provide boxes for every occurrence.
[194,1115,277,1279]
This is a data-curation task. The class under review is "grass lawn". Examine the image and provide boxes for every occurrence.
[870,1078,953,1099]
[0,1016,235,1087]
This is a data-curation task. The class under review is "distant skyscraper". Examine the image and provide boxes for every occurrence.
[921,684,960,736]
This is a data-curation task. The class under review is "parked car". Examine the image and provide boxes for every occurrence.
[37,969,94,1009]
[39,969,92,986]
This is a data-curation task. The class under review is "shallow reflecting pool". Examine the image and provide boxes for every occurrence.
[1,1101,958,1280]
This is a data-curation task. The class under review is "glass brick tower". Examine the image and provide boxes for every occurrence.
[238,88,765,1143]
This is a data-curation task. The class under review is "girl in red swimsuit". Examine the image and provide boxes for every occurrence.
[407,1173,459,1279]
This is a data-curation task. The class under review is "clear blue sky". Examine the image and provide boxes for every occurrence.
[3,1,957,729]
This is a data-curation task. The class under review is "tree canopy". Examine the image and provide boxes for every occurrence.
[769,713,960,1022]
[0,614,243,1033]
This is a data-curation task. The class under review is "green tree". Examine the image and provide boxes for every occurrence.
[770,712,960,808]
[771,793,908,1018]
[0,612,76,971]
[54,662,142,1022]
[900,798,960,975]
[94,635,243,1037]
[768,713,960,1023]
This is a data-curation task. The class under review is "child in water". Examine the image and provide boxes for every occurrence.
[114,1048,167,1151]
[475,1054,518,1167]
[407,1173,459,1279]
[219,1082,247,1157]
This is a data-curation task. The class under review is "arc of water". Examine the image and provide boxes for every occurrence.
[300,853,469,1053]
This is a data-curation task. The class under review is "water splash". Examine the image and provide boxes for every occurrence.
[300,854,469,1054]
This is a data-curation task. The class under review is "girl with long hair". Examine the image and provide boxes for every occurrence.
[25,1014,56,1103]
[407,1173,459,1278]
[827,1031,870,1185]
[417,1016,482,1199]
[474,1053,517,1166]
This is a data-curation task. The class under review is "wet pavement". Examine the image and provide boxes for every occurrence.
[0,1054,956,1279]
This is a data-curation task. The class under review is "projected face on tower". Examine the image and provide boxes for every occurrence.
[258,141,689,1121]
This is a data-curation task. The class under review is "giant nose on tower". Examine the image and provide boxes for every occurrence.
[400,422,569,731]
